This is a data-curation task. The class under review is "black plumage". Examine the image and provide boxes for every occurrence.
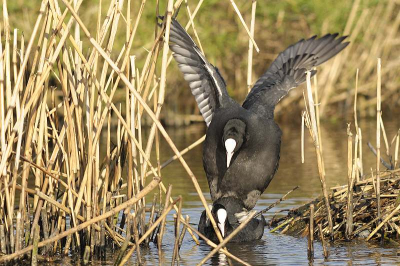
[198,197,266,243]
[169,19,348,240]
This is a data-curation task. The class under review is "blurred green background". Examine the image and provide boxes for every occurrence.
[5,0,399,124]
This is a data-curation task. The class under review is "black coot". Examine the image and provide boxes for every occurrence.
[168,19,348,240]
[198,197,265,243]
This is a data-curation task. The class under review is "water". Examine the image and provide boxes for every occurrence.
[60,118,400,265]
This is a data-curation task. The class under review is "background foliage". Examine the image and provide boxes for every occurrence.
[6,0,399,124]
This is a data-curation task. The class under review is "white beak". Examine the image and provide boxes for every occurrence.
[216,208,227,237]
[218,223,225,237]
[225,138,236,168]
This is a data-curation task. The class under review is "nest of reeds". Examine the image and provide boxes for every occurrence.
[270,169,400,242]
[270,54,400,250]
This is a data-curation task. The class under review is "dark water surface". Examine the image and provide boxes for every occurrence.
[62,118,399,265]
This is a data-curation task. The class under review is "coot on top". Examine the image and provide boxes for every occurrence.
[168,19,348,239]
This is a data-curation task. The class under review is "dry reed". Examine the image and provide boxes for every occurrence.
[0,0,267,265]
[270,60,400,246]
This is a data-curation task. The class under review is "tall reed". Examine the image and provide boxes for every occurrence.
[0,0,265,265]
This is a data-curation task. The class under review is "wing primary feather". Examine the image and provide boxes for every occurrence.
[168,19,231,127]
[243,33,349,117]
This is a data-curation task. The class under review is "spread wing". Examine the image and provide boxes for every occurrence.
[242,34,349,117]
[169,19,231,126]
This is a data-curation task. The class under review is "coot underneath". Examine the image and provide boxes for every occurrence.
[198,197,265,242]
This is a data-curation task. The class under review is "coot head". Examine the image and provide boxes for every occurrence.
[223,119,246,167]
[212,203,230,237]
[198,197,266,242]
[199,202,236,239]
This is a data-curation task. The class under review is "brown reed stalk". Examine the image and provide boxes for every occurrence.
[3,0,45,131]
[313,73,324,170]
[158,184,173,249]
[0,177,161,262]
[115,215,132,266]
[0,34,7,241]
[0,40,5,165]
[318,223,329,258]
[3,0,11,113]
[380,116,390,157]
[125,2,133,203]
[15,212,21,253]
[140,0,204,110]
[354,69,359,129]
[307,204,314,259]
[139,0,172,184]
[31,225,39,266]
[178,215,189,251]
[376,58,382,223]
[0,225,5,254]
[33,9,52,212]
[305,71,333,238]
[172,198,182,265]
[301,111,305,163]
[185,0,204,54]
[247,0,257,92]
[395,130,399,168]
[5,0,82,133]
[178,219,251,266]
[353,68,364,181]
[158,181,199,244]
[137,90,145,215]
[345,125,354,239]
[255,186,299,218]
[146,193,158,243]
[118,197,182,266]
[40,207,50,253]
[229,0,259,52]
[26,2,93,245]
[367,202,400,241]
[12,29,17,86]
[146,135,206,177]
[0,0,265,264]
[83,246,90,265]
[132,213,142,265]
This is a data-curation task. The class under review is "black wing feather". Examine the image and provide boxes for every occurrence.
[243,34,349,117]
[169,19,231,126]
